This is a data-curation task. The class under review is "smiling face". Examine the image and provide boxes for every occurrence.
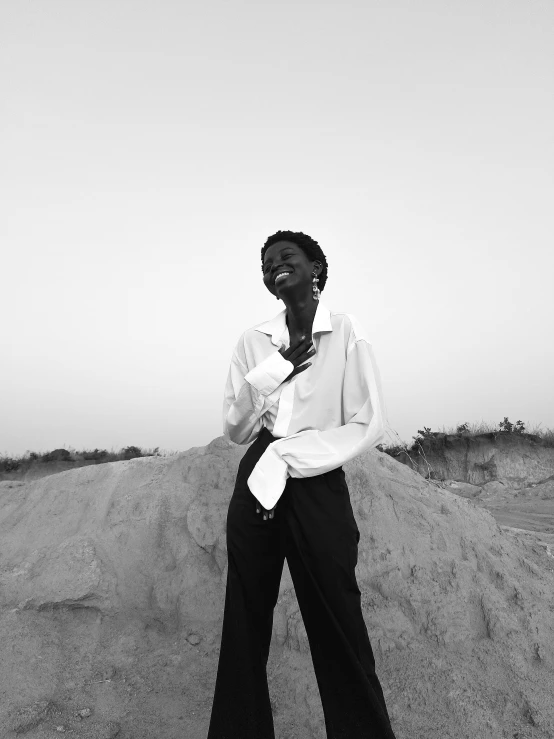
[262,240,321,300]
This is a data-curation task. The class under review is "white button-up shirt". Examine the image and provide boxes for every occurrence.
[223,301,388,510]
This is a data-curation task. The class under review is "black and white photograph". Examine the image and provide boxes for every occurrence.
[1,1,553,737]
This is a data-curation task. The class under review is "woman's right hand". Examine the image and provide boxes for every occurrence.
[278,336,316,382]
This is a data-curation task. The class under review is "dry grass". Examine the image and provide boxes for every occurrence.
[380,417,554,458]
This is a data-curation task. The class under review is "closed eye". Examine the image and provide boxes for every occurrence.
[263,253,294,273]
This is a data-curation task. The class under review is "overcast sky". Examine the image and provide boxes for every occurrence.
[1,0,553,457]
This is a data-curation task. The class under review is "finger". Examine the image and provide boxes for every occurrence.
[282,338,312,363]
[288,337,311,359]
[291,362,311,377]
[300,347,316,362]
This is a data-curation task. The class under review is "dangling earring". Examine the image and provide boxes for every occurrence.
[312,271,320,301]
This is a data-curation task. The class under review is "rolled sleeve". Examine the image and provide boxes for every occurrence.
[223,339,292,445]
[247,443,289,509]
[245,350,293,396]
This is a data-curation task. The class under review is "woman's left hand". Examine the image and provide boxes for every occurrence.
[255,502,276,521]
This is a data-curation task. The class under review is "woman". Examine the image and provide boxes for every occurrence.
[207,231,397,739]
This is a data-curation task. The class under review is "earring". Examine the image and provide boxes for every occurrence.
[312,271,320,301]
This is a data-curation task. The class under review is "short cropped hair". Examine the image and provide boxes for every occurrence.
[261,230,328,291]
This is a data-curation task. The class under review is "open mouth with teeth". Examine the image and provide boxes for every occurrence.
[274,272,291,285]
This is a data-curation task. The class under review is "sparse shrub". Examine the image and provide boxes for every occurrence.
[82,448,110,461]
[120,445,143,460]
[417,426,434,439]
[380,418,554,459]
[0,457,21,473]
[411,426,434,447]
[498,417,526,434]
[40,448,72,463]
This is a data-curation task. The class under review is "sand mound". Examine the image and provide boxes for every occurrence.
[1,436,554,738]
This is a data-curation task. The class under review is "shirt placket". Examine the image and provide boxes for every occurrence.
[272,326,295,438]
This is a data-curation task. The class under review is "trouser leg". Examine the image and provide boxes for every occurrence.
[207,430,285,739]
[283,467,396,739]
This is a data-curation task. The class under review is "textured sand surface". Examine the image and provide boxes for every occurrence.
[1,436,554,738]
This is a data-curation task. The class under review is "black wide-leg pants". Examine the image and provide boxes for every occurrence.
[207,427,396,739]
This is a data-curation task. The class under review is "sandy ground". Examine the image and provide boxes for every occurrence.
[1,437,554,739]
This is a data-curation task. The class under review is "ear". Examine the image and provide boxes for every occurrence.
[312,260,322,276]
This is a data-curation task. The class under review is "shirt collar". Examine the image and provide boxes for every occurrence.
[254,301,333,347]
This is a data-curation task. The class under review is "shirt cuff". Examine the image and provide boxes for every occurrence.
[244,351,293,396]
[247,444,289,509]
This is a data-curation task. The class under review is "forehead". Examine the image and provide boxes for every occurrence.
[263,240,303,263]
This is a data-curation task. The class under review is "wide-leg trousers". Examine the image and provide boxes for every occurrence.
[207,427,396,739]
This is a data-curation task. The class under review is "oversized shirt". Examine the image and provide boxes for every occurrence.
[222,301,388,510]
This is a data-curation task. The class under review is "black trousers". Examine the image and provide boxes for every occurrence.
[207,427,396,739]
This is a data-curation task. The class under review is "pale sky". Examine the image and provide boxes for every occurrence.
[1,0,553,457]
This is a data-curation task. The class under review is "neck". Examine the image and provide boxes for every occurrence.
[283,294,318,337]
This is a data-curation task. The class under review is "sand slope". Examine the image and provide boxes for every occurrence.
[1,436,554,739]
